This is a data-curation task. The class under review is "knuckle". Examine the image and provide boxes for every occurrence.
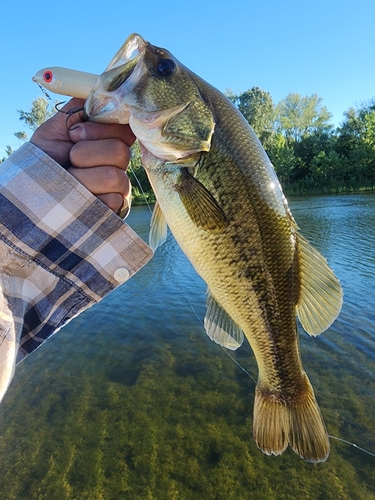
[69,141,88,166]
[69,143,79,165]
[111,140,131,167]
[102,166,126,192]
[103,193,123,212]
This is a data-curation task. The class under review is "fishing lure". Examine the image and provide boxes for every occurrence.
[32,67,98,99]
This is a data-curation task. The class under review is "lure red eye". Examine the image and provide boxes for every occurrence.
[43,71,53,83]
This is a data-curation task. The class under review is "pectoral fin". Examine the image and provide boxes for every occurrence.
[296,233,343,336]
[149,201,168,252]
[175,169,228,232]
[204,289,244,350]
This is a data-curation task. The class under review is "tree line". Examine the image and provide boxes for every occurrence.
[227,87,375,194]
[2,90,375,197]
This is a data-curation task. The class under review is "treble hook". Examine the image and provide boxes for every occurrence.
[55,101,85,127]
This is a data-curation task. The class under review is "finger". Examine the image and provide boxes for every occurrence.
[41,98,85,139]
[30,98,86,166]
[68,165,131,196]
[69,139,132,170]
[54,98,86,129]
[31,97,85,141]
[96,193,124,213]
[69,121,136,146]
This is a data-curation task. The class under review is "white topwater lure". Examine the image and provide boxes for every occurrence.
[32,66,98,99]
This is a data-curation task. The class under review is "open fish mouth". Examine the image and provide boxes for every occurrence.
[84,34,147,123]
[104,34,146,72]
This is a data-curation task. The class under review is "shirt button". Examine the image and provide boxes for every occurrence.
[114,267,130,283]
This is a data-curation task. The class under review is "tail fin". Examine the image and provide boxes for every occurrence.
[253,374,329,462]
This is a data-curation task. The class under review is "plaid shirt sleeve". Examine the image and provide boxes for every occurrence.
[0,142,153,401]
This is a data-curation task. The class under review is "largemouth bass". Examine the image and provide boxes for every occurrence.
[84,34,343,462]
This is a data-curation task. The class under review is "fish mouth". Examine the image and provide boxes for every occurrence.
[104,33,146,72]
[84,33,147,123]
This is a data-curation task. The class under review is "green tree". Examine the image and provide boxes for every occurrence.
[363,109,375,148]
[335,107,363,157]
[14,131,28,141]
[335,101,375,187]
[127,141,155,205]
[268,133,297,188]
[18,97,55,132]
[0,146,13,163]
[226,87,276,148]
[275,93,333,143]
[310,150,348,189]
[1,97,55,162]
[289,130,336,183]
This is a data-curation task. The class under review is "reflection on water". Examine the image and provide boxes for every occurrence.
[0,194,374,499]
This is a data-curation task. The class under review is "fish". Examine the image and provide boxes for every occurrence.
[84,33,343,462]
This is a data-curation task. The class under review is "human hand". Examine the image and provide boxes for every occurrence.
[30,98,136,216]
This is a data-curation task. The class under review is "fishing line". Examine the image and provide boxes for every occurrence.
[34,80,52,100]
[128,162,153,215]
[220,348,257,384]
[328,435,375,458]
[181,287,257,384]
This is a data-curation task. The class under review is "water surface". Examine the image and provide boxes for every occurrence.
[0,194,374,499]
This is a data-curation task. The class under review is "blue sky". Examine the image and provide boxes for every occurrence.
[1,0,374,156]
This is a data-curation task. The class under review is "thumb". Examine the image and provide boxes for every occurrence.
[50,98,86,131]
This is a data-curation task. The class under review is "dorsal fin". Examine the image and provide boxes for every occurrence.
[204,289,244,350]
[296,233,343,336]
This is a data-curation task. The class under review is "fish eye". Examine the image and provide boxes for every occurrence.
[156,58,176,76]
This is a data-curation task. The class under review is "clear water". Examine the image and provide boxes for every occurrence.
[0,194,374,499]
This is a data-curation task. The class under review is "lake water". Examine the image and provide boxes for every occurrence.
[0,194,374,499]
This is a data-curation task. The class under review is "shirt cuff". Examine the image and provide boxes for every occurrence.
[0,142,153,300]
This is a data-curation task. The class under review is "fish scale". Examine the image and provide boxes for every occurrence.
[84,33,343,462]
